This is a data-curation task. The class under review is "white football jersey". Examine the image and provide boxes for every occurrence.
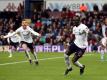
[101,37,107,47]
[7,32,20,43]
[4,26,40,43]
[73,23,89,49]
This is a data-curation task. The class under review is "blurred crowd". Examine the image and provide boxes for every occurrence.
[0,3,107,52]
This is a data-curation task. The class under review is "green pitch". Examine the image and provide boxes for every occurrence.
[0,52,107,80]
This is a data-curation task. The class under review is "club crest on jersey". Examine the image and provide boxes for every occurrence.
[22,31,30,35]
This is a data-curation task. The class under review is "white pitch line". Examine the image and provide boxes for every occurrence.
[0,54,94,66]
[97,60,107,61]
[0,57,63,66]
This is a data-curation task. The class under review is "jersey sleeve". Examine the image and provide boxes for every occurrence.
[4,32,16,38]
[28,27,40,36]
[4,28,20,38]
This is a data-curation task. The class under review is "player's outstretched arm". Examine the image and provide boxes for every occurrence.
[3,32,17,39]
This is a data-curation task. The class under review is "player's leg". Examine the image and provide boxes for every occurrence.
[1,41,5,53]
[8,41,16,57]
[30,49,39,65]
[64,43,75,75]
[100,45,105,60]
[8,45,13,58]
[29,44,39,65]
[72,49,86,75]
[2,46,5,52]
[1,39,5,52]
[22,43,32,64]
[16,45,20,51]
[97,46,101,53]
[72,53,84,68]
[14,42,20,52]
[64,53,72,75]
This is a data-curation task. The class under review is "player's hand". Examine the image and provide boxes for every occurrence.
[39,34,42,37]
[0,35,4,39]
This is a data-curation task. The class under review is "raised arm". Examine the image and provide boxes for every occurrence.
[3,28,20,38]
[4,32,17,38]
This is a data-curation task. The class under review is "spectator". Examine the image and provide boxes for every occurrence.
[93,22,102,40]
[0,4,107,51]
[80,3,88,12]
[35,20,42,28]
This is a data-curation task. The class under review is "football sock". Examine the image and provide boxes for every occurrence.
[97,46,101,53]
[75,61,83,68]
[101,50,104,60]
[88,45,92,52]
[25,50,31,60]
[64,53,71,69]
[8,49,12,57]
[33,52,38,62]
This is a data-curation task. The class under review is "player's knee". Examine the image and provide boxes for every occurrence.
[64,53,69,60]
[72,58,77,65]
[30,49,34,53]
[78,54,83,58]
[72,56,77,64]
[77,51,84,58]
[64,49,68,53]
[65,49,71,56]
[65,53,68,57]
[22,44,27,50]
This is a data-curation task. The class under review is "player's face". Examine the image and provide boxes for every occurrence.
[22,21,28,29]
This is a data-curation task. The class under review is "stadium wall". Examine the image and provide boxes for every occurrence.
[0,0,24,11]
[45,0,107,11]
[0,45,91,53]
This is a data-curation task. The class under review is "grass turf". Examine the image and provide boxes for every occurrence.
[0,52,107,80]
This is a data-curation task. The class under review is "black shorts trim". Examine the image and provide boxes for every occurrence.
[21,41,33,50]
[67,42,86,56]
[9,40,19,48]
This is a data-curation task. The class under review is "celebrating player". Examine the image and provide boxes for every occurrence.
[7,28,20,57]
[2,19,41,65]
[98,33,107,60]
[64,19,89,75]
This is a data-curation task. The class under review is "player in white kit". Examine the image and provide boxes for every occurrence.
[64,19,89,75]
[7,29,20,57]
[99,36,107,60]
[2,20,41,65]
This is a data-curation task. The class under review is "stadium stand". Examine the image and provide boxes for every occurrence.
[0,2,107,52]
